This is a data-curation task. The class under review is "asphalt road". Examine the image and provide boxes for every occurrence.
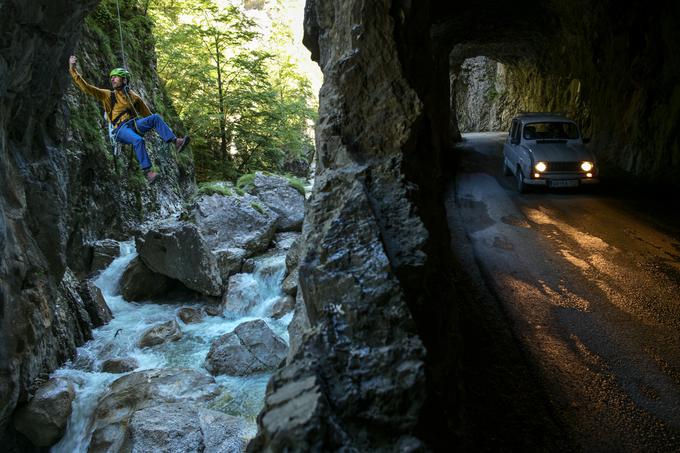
[448,132,680,452]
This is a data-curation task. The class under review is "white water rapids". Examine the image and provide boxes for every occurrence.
[51,241,291,452]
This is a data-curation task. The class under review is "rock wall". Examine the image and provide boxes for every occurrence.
[0,0,193,445]
[453,56,509,132]
[250,1,462,450]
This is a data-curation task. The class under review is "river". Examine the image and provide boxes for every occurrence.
[51,241,291,452]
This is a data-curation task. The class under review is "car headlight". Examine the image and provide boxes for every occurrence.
[581,161,593,172]
[534,161,547,172]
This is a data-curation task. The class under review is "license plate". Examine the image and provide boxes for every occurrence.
[550,180,579,188]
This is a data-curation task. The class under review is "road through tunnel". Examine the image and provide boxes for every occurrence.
[2,0,680,451]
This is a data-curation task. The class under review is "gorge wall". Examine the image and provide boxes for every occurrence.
[0,0,193,445]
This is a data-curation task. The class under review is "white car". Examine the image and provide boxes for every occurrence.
[502,113,599,193]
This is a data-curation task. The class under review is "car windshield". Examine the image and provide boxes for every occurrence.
[523,122,579,140]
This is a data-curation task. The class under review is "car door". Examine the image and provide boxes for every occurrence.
[504,119,520,172]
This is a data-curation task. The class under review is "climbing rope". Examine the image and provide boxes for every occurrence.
[115,0,128,69]
[113,0,143,133]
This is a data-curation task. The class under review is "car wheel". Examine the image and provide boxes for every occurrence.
[517,168,528,194]
[503,158,512,176]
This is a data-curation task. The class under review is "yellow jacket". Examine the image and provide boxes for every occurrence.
[69,67,152,127]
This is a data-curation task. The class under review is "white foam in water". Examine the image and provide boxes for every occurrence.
[51,240,292,452]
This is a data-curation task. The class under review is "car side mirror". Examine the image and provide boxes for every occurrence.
[582,137,591,144]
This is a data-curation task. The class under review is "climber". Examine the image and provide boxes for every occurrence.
[68,55,190,183]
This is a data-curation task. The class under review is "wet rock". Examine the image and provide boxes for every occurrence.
[89,369,222,452]
[204,305,223,317]
[128,403,251,453]
[119,256,173,301]
[248,172,305,232]
[285,236,301,270]
[101,357,138,374]
[205,319,287,376]
[13,378,75,447]
[137,221,223,296]
[178,307,203,324]
[60,269,94,343]
[191,193,279,277]
[273,232,300,252]
[286,292,310,362]
[281,268,298,297]
[269,295,295,319]
[222,274,259,316]
[90,239,120,274]
[241,257,255,274]
[216,247,248,278]
[138,320,183,348]
[77,279,113,327]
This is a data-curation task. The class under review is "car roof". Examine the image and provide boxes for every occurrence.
[515,112,575,123]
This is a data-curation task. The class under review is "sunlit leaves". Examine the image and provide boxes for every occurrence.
[148,0,315,181]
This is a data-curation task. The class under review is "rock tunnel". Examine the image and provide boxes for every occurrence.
[1,0,679,450]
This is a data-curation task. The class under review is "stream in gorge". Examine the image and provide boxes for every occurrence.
[51,241,292,452]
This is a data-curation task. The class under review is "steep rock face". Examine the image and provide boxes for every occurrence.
[0,0,194,443]
[453,56,510,132]
[251,1,462,450]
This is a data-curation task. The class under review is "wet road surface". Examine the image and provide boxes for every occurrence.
[447,132,680,452]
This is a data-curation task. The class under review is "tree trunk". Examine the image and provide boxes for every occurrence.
[214,35,229,162]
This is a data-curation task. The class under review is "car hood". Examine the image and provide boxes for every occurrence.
[525,142,595,162]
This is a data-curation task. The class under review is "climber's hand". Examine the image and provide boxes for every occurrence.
[69,55,77,68]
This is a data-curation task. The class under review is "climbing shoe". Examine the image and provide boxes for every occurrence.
[146,171,158,184]
[175,136,191,153]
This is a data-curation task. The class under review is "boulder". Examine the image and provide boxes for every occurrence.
[248,172,305,232]
[272,232,300,252]
[269,295,295,319]
[13,378,75,447]
[191,193,279,276]
[204,305,223,317]
[205,319,287,376]
[285,235,301,273]
[222,274,259,316]
[178,307,204,324]
[90,239,120,273]
[215,247,248,278]
[281,268,298,297]
[119,256,173,301]
[138,320,183,348]
[128,403,251,453]
[137,221,223,296]
[102,357,139,374]
[88,369,222,453]
[77,279,113,327]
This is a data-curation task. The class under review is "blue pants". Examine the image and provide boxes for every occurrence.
[115,114,176,171]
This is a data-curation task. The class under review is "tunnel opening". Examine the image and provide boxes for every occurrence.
[452,56,510,133]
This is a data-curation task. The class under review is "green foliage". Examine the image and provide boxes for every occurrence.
[236,173,256,193]
[285,175,306,196]
[250,201,265,214]
[197,181,233,196]
[149,0,316,182]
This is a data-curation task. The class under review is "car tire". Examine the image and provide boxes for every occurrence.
[517,168,528,194]
[503,158,512,176]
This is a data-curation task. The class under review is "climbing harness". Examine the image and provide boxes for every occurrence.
[107,0,145,166]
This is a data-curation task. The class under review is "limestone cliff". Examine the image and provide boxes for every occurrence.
[249,1,462,450]
[0,0,193,445]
